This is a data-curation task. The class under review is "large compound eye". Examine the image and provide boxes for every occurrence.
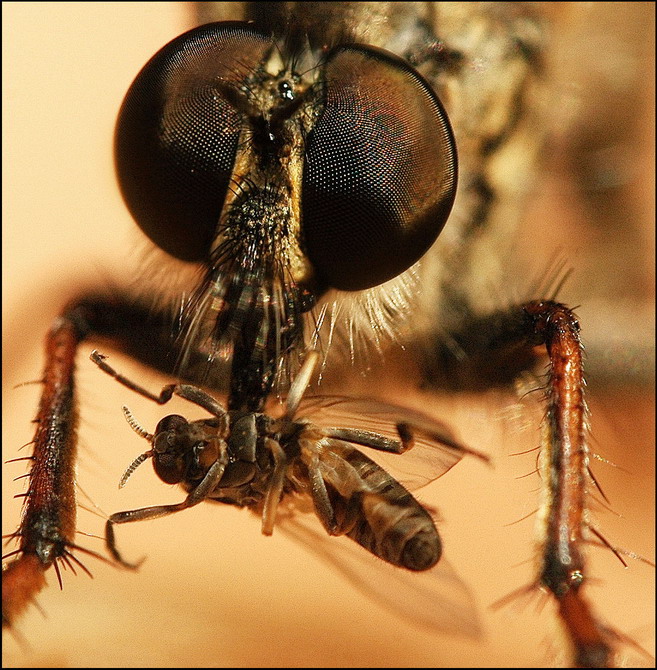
[302,45,457,291]
[115,22,273,262]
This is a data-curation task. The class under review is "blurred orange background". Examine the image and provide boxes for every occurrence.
[3,3,654,667]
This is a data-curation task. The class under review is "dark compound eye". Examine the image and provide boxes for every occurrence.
[115,22,273,262]
[152,414,189,485]
[153,414,188,439]
[116,25,457,290]
[302,45,457,291]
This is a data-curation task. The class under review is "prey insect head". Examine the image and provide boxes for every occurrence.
[119,407,226,487]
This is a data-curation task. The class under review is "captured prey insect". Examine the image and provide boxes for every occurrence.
[90,348,488,636]
[3,2,654,668]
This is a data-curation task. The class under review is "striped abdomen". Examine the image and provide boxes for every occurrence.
[326,443,441,571]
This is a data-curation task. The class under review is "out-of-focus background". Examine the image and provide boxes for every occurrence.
[3,3,654,667]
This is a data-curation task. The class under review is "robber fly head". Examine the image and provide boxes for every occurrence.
[114,21,457,409]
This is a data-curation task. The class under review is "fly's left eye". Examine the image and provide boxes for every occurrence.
[302,45,457,291]
[115,22,273,262]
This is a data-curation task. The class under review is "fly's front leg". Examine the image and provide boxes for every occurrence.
[106,449,228,567]
[424,300,613,666]
[3,310,83,628]
[525,302,611,668]
[90,351,227,417]
[2,293,181,628]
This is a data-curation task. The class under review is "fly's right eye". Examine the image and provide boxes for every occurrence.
[115,22,273,262]
[302,45,457,291]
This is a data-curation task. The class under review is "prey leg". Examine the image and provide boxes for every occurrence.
[106,451,228,567]
[259,438,287,536]
[324,422,488,463]
[90,350,227,417]
[300,448,339,536]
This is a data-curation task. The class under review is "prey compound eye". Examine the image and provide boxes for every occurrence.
[302,45,457,291]
[115,22,273,262]
[152,414,189,484]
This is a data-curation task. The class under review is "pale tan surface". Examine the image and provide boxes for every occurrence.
[3,3,654,668]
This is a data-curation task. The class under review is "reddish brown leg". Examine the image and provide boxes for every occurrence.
[527,301,612,668]
[3,313,83,627]
[425,299,616,667]
[2,293,181,628]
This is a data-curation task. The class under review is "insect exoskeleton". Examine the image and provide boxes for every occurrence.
[106,352,486,576]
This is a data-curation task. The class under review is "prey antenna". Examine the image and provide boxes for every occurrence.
[118,406,154,488]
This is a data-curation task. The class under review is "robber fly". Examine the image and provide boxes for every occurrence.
[3,2,654,668]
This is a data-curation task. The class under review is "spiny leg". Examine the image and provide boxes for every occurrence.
[528,302,610,667]
[2,293,194,628]
[3,313,80,627]
[424,300,614,667]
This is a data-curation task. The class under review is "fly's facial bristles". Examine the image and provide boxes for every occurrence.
[175,286,211,373]
[222,56,260,92]
[309,303,327,352]
[129,238,205,320]
[173,256,307,395]
[309,265,419,374]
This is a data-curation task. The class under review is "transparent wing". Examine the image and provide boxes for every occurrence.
[277,501,482,639]
[288,394,489,490]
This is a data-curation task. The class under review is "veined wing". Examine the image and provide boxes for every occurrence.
[277,500,482,638]
[286,394,490,490]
